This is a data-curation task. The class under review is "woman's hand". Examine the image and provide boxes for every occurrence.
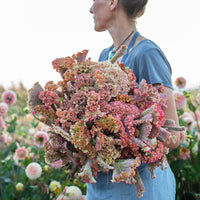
[154,85,181,149]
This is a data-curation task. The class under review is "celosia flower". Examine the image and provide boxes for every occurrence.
[34,131,49,148]
[175,77,186,89]
[25,162,42,180]
[0,102,8,116]
[1,90,17,105]
[174,91,186,110]
[15,146,28,160]
[49,180,61,193]
[28,50,184,198]
[51,159,62,169]
[16,182,24,191]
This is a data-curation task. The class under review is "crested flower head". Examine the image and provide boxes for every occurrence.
[16,182,24,191]
[34,131,49,148]
[25,162,42,180]
[51,159,63,169]
[0,102,8,116]
[1,90,17,105]
[174,91,186,110]
[49,180,61,193]
[28,50,184,198]
[15,147,28,160]
[175,77,186,89]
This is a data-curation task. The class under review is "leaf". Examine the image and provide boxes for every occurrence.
[188,102,197,112]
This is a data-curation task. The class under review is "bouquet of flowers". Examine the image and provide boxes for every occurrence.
[28,49,184,197]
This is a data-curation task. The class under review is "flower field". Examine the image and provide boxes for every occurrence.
[0,76,200,200]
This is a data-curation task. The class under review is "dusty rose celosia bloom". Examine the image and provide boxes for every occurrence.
[1,90,17,105]
[25,162,42,180]
[0,102,8,116]
[34,131,49,148]
[175,77,186,89]
[174,91,186,110]
[51,159,63,169]
[15,147,28,160]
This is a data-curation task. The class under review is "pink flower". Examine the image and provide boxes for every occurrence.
[175,77,186,89]
[179,146,190,160]
[0,102,8,116]
[196,93,200,104]
[0,134,7,143]
[7,135,13,145]
[1,90,17,105]
[51,159,63,169]
[65,186,82,200]
[0,117,5,129]
[25,162,42,180]
[15,147,28,160]
[174,91,186,110]
[180,131,187,144]
[34,131,49,148]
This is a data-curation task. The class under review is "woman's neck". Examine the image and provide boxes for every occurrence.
[108,13,137,49]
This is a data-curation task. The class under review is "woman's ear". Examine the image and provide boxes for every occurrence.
[109,0,118,11]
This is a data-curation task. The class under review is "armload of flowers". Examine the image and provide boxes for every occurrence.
[28,49,184,198]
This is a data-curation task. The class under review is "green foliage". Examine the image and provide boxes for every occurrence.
[0,84,86,200]
[1,82,200,199]
[168,89,200,200]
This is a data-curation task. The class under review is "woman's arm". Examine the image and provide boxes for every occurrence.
[161,86,180,149]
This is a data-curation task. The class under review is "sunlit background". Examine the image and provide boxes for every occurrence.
[0,0,200,89]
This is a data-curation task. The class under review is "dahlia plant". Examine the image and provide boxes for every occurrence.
[28,49,184,197]
[168,81,200,200]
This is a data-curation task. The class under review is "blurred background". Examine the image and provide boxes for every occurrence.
[0,1,200,200]
[0,0,200,89]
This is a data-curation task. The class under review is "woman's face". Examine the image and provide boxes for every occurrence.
[90,0,114,32]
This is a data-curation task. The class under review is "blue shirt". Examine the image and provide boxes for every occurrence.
[86,39,176,200]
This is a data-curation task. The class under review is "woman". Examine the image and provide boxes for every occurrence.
[87,0,180,199]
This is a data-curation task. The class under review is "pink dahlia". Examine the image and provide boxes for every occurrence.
[34,131,49,148]
[65,186,82,200]
[51,159,62,169]
[0,134,7,143]
[196,93,200,105]
[0,117,5,129]
[25,162,42,180]
[179,131,187,144]
[15,147,28,160]
[0,102,8,116]
[175,77,186,89]
[1,90,17,105]
[174,91,186,110]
